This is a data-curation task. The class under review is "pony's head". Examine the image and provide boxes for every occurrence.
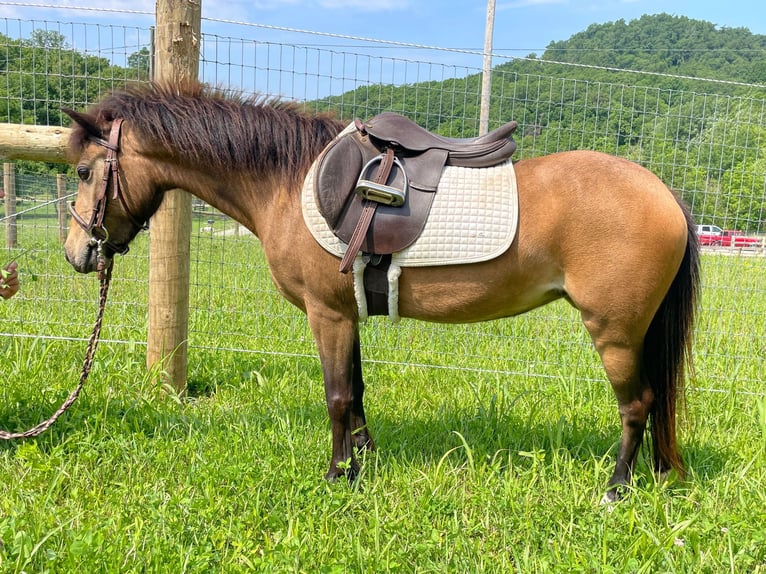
[63,107,156,273]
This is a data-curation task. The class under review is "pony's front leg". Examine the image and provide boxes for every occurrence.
[308,311,361,481]
[351,327,375,452]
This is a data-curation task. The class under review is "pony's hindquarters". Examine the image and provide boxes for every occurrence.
[520,151,700,498]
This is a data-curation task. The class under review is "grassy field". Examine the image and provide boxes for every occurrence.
[1,233,765,573]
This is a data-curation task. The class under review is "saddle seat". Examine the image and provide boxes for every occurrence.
[313,112,519,273]
[357,112,518,167]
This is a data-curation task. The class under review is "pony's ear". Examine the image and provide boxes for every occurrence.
[61,107,104,141]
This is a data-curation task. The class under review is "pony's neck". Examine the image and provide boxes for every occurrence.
[156,161,301,238]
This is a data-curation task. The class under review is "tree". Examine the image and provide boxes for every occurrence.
[128,47,151,76]
[28,30,67,49]
[0,31,148,175]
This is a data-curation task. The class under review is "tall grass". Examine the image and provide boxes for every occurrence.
[1,236,765,572]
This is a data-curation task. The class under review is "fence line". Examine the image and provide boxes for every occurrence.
[1,15,764,400]
[4,2,766,90]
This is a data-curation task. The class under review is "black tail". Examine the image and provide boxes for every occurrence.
[643,198,700,475]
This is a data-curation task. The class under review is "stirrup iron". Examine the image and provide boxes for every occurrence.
[355,155,407,207]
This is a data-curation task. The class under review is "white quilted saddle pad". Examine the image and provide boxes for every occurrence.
[301,133,518,267]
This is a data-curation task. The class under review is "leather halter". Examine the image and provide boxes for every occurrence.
[68,118,148,255]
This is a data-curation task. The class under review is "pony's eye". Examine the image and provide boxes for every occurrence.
[77,166,91,181]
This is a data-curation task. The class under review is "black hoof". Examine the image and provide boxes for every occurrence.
[325,461,359,483]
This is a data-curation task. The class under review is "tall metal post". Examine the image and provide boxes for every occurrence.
[479,0,496,136]
[3,163,17,248]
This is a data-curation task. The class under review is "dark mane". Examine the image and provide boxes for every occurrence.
[70,81,345,183]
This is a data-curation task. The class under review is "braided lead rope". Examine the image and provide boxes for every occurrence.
[0,261,112,440]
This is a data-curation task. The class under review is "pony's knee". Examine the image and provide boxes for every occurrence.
[326,393,353,421]
[617,390,654,422]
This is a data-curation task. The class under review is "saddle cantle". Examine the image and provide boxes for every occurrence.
[313,112,518,273]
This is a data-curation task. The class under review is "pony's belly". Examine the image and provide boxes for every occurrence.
[396,270,565,323]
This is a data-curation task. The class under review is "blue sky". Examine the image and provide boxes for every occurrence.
[1,0,764,94]
[227,0,766,56]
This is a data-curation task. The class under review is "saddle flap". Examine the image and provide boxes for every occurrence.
[314,135,364,229]
[333,185,436,254]
[313,129,437,256]
[398,148,448,192]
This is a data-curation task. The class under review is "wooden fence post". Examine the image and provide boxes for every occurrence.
[3,163,17,248]
[147,0,201,394]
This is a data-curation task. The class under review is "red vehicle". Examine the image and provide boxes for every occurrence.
[696,224,761,248]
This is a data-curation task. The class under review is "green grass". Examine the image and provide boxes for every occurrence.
[1,231,765,572]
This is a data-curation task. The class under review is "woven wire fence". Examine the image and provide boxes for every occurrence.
[1,17,764,396]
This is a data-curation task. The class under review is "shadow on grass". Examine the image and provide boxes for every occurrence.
[0,356,731,489]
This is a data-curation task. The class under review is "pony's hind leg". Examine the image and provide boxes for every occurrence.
[584,316,653,502]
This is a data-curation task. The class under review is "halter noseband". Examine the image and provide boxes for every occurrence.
[68,118,148,257]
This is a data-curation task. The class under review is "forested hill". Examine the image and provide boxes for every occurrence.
[322,13,766,130]
[315,13,766,231]
[535,13,766,85]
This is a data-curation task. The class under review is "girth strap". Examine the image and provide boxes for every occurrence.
[339,148,396,274]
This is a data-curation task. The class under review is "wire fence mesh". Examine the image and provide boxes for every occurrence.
[1,16,764,396]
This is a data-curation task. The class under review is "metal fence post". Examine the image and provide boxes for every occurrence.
[3,163,17,248]
[57,174,67,243]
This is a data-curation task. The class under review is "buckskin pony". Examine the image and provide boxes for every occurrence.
[62,81,699,503]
